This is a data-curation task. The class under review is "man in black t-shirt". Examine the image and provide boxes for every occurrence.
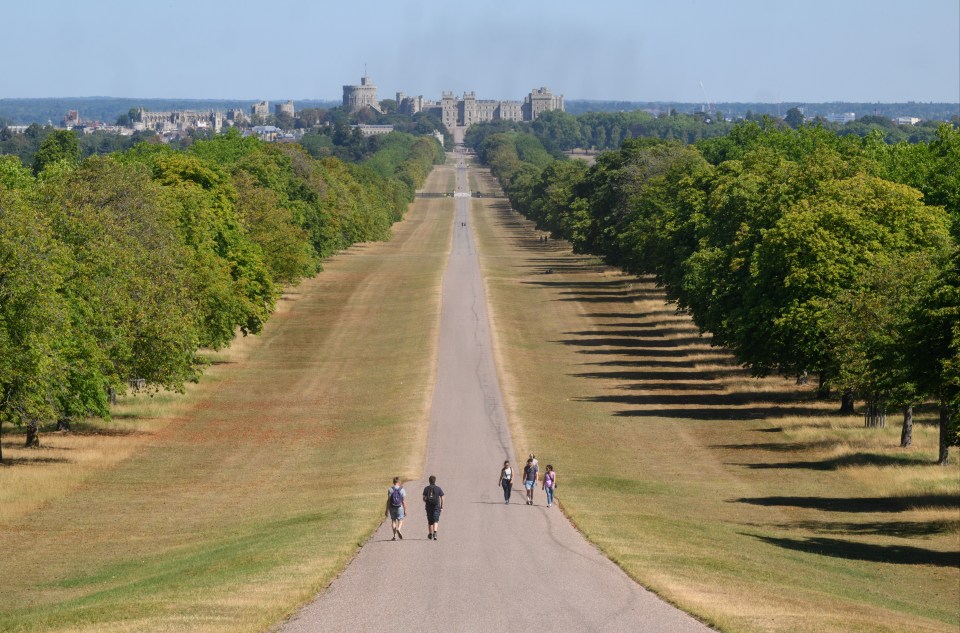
[422,475,445,541]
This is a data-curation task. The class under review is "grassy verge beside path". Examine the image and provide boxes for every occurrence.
[0,164,455,632]
[469,163,960,633]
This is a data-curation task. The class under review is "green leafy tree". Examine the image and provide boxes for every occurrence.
[122,146,276,348]
[823,251,947,435]
[784,107,805,129]
[32,129,80,174]
[906,249,960,465]
[0,186,68,450]
[42,157,202,414]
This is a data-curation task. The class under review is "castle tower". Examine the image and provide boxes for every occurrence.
[343,72,380,113]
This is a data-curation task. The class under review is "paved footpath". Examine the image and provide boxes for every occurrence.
[279,155,714,633]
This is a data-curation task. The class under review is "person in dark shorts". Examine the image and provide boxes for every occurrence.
[498,460,513,504]
[422,475,445,540]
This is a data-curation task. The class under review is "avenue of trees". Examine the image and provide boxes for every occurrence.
[471,122,960,465]
[0,129,442,458]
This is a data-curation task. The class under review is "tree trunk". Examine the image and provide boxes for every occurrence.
[796,371,809,386]
[0,420,3,463]
[938,404,952,466]
[840,389,855,414]
[863,401,886,428]
[817,372,830,399]
[900,405,913,448]
[108,385,117,406]
[24,419,40,448]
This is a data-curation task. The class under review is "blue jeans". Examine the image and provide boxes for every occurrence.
[545,486,554,505]
[502,480,512,502]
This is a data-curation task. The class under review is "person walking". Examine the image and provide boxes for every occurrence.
[523,458,539,505]
[498,460,513,504]
[542,464,557,508]
[422,475,445,540]
[385,477,406,540]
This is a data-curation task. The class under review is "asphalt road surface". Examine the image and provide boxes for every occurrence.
[279,155,714,633]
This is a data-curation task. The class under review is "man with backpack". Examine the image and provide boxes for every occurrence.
[386,477,407,540]
[422,475,445,541]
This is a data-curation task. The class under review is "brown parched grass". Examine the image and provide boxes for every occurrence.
[0,164,456,632]
[469,162,959,633]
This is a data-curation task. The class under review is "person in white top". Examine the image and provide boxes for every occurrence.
[498,461,513,504]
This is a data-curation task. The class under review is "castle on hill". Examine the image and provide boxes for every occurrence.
[342,73,564,130]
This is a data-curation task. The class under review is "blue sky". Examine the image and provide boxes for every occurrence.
[3,0,958,103]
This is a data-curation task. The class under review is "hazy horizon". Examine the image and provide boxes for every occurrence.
[3,0,958,103]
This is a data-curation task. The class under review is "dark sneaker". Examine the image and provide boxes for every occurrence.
[428,533,433,540]
[397,530,403,540]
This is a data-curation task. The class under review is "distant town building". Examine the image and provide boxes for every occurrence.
[227,108,248,126]
[343,74,381,113]
[63,110,81,127]
[251,100,270,119]
[825,112,856,124]
[250,125,281,141]
[352,123,394,137]
[894,116,921,125]
[275,100,295,117]
[135,107,223,133]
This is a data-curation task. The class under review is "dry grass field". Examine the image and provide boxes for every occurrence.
[0,163,455,632]
[469,164,960,633]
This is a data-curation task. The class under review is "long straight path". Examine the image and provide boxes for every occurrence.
[279,154,714,633]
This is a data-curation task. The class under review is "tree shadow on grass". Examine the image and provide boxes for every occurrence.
[575,347,716,358]
[784,520,958,538]
[611,406,832,420]
[749,534,960,567]
[522,280,627,289]
[732,452,932,470]
[563,331,708,346]
[580,390,811,407]
[734,494,959,513]
[712,441,830,452]
[0,455,71,466]
[578,358,717,369]
[556,336,707,349]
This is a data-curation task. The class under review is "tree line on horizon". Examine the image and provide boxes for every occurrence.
[469,120,960,465]
[467,109,952,156]
[0,128,443,458]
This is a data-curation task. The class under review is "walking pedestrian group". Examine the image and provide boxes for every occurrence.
[386,453,557,543]
[497,453,557,507]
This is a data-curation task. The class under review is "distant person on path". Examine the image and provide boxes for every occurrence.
[542,464,556,508]
[498,460,513,504]
[386,477,406,540]
[422,475,445,540]
[523,458,539,505]
[529,453,538,471]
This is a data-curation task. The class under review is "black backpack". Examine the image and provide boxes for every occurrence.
[425,485,439,505]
